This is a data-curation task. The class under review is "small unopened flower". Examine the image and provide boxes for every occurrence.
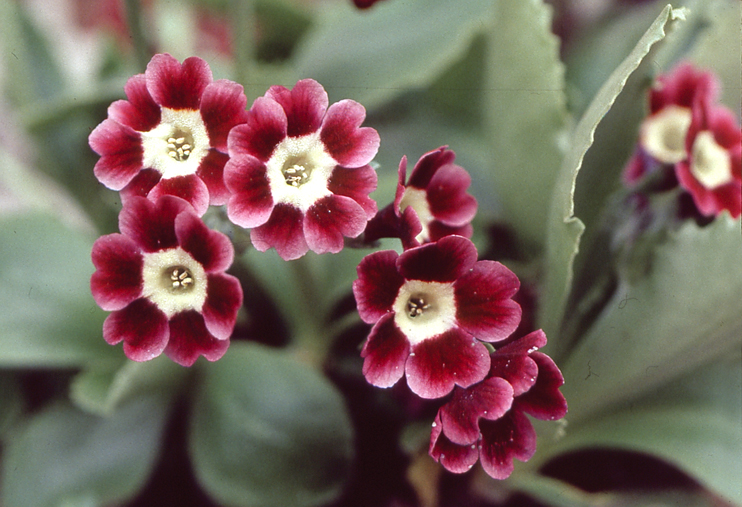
[89,53,248,215]
[429,330,567,479]
[364,147,477,249]
[224,79,380,260]
[352,235,522,399]
[91,196,243,366]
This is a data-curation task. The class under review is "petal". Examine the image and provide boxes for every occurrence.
[360,313,410,389]
[426,164,477,226]
[428,221,473,243]
[89,119,143,190]
[108,74,161,132]
[265,79,328,137]
[174,211,234,272]
[352,249,404,324]
[149,174,210,217]
[201,273,243,340]
[516,352,567,420]
[455,260,522,342]
[429,413,479,474]
[118,195,191,252]
[327,165,378,219]
[165,310,229,366]
[407,146,456,189]
[320,100,380,168]
[103,298,169,362]
[249,204,308,260]
[146,54,212,110]
[229,97,287,161]
[200,79,249,151]
[490,352,538,397]
[406,328,491,399]
[90,234,143,311]
[439,377,514,445]
[304,195,369,254]
[650,62,718,113]
[478,409,537,480]
[397,235,478,283]
[196,149,231,206]
[120,169,161,204]
[224,156,274,228]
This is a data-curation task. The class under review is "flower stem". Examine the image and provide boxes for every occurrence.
[123,0,152,70]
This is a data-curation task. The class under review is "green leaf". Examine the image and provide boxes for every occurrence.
[483,0,569,250]
[557,216,742,423]
[0,214,118,367]
[292,0,491,109]
[1,397,169,507]
[538,5,687,349]
[0,373,23,437]
[189,342,354,507]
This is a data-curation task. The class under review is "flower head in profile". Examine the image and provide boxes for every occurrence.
[352,235,522,399]
[89,53,248,215]
[91,195,243,366]
[429,330,567,479]
[364,147,477,249]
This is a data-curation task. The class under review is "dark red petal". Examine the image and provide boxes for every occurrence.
[165,310,229,366]
[426,164,477,226]
[90,234,143,311]
[455,260,521,342]
[224,156,274,228]
[517,352,567,420]
[146,54,212,110]
[478,409,537,480]
[360,313,410,389]
[118,195,190,252]
[490,353,538,397]
[407,146,456,189]
[429,413,480,474]
[320,100,380,168]
[229,97,287,162]
[397,235,478,283]
[265,79,328,137]
[439,377,514,445]
[352,249,404,324]
[108,74,161,132]
[200,79,248,151]
[428,221,473,243]
[197,150,231,206]
[304,195,369,254]
[149,174,210,217]
[103,298,169,361]
[89,119,143,190]
[327,165,378,219]
[174,211,234,272]
[495,329,548,356]
[201,273,243,340]
[406,328,491,399]
[650,62,718,113]
[250,204,308,260]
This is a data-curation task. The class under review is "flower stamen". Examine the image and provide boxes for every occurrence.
[283,163,311,187]
[407,296,431,317]
[167,135,193,161]
[170,266,194,289]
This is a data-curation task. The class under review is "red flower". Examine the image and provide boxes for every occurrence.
[429,330,567,479]
[352,236,522,399]
[89,53,248,215]
[224,79,380,260]
[90,196,243,366]
[353,0,385,8]
[364,147,477,249]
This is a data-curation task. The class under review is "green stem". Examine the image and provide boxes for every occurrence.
[286,256,331,368]
[123,0,152,70]
[229,0,257,88]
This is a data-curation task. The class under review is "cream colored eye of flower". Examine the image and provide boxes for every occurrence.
[393,279,456,345]
[399,187,433,243]
[265,132,337,212]
[141,247,208,317]
[690,130,733,189]
[141,108,211,179]
[640,105,692,164]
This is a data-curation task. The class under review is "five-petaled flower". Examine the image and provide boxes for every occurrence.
[91,195,243,366]
[352,235,522,399]
[364,147,477,249]
[89,53,248,216]
[429,329,567,479]
[223,78,380,260]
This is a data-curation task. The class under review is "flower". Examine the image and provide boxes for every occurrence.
[352,235,522,399]
[224,78,380,260]
[90,195,243,366]
[353,0,385,8]
[429,330,567,479]
[89,53,248,215]
[364,147,477,249]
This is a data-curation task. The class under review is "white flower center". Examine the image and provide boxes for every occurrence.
[141,247,207,317]
[690,130,733,189]
[265,133,337,212]
[393,279,456,345]
[640,105,692,164]
[141,108,211,179]
[399,187,433,243]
